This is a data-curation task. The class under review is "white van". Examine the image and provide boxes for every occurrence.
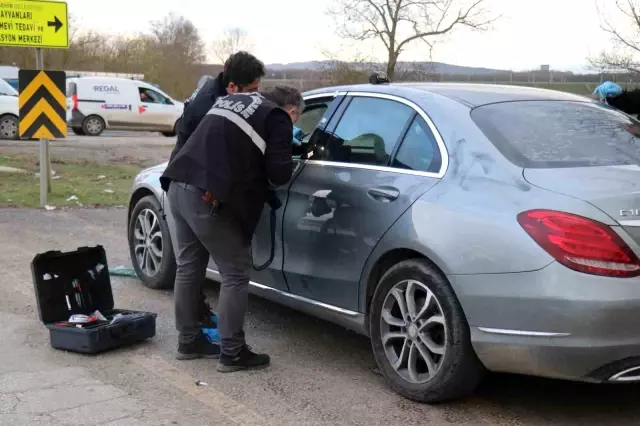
[66,77,184,136]
[0,77,19,140]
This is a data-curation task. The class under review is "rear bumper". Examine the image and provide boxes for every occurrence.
[67,109,85,128]
[448,262,640,382]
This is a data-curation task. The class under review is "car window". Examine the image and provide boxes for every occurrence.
[0,78,18,96]
[471,100,640,168]
[326,97,413,166]
[139,87,169,104]
[392,116,442,173]
[297,103,329,136]
[66,82,76,98]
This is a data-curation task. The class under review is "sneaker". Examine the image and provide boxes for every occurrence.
[217,345,270,373]
[176,332,221,360]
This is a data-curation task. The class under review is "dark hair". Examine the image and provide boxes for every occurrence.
[222,51,266,88]
[261,85,304,112]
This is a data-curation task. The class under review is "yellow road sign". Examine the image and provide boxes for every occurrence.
[0,0,68,48]
[19,70,67,139]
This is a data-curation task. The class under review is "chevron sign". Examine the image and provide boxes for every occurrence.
[18,70,67,139]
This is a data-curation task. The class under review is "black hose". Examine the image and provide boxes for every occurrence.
[251,206,277,271]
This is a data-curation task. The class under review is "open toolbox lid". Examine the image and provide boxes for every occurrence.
[31,245,114,324]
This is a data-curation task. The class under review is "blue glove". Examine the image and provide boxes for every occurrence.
[201,313,220,343]
[593,81,622,101]
[292,125,305,146]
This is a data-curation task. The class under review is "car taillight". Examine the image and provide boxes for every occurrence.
[518,209,640,278]
[72,94,78,110]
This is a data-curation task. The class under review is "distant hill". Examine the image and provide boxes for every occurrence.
[266,60,508,75]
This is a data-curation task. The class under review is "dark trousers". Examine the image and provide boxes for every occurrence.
[167,182,251,356]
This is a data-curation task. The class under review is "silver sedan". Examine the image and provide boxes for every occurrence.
[126,82,640,403]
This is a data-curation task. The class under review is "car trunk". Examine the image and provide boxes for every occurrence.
[524,165,640,249]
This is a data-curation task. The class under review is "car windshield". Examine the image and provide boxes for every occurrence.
[471,100,640,168]
[0,78,18,96]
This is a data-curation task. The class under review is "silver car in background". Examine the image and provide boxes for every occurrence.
[126,82,640,403]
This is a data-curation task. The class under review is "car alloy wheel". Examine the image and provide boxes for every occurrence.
[128,195,176,289]
[0,115,18,139]
[133,208,164,277]
[380,279,447,384]
[85,117,103,135]
[369,259,485,403]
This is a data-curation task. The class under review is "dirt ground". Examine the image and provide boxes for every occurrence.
[0,132,174,168]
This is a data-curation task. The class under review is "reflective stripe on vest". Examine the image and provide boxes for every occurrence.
[206,108,267,154]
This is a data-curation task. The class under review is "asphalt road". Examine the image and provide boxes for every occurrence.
[0,206,639,425]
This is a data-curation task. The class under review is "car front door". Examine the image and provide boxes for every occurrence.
[137,87,176,131]
[207,93,347,293]
[281,92,447,312]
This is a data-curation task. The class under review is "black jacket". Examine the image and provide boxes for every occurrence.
[607,89,640,116]
[169,72,227,163]
[161,92,294,240]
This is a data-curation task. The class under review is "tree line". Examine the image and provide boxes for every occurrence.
[0,14,210,99]
[2,0,637,99]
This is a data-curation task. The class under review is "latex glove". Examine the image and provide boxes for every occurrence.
[593,81,622,101]
[292,125,305,146]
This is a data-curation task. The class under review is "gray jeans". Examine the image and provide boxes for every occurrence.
[167,182,251,356]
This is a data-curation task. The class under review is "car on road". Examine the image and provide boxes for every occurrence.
[126,82,640,403]
[66,76,184,137]
[0,77,19,140]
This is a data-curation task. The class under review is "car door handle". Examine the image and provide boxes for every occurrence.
[367,187,400,201]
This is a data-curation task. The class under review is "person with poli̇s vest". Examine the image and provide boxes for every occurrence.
[161,85,304,372]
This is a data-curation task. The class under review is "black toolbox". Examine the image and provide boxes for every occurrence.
[31,245,157,354]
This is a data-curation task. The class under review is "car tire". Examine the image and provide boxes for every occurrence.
[369,259,485,403]
[0,114,19,140]
[128,195,176,290]
[161,119,180,137]
[71,127,85,136]
[82,115,105,136]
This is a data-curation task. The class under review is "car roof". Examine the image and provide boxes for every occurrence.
[70,76,137,84]
[303,82,592,107]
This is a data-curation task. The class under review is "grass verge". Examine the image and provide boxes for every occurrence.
[0,154,143,208]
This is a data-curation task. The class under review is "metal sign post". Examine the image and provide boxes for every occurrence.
[1,0,69,207]
[18,68,67,206]
[35,48,50,204]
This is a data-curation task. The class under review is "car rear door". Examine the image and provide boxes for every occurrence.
[207,93,347,292]
[136,85,177,131]
[281,92,448,312]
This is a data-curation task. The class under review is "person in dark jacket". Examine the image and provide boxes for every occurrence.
[169,52,267,330]
[160,85,304,371]
[169,51,266,164]
[593,81,640,115]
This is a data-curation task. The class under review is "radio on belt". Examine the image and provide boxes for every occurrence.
[31,245,157,354]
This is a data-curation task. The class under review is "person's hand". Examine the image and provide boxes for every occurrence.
[622,123,640,137]
[593,81,623,101]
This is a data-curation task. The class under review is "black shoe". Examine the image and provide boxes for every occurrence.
[176,332,221,360]
[217,345,270,372]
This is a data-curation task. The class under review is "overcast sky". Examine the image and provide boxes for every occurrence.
[65,0,618,72]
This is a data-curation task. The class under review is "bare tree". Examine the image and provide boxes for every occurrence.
[211,28,254,64]
[591,0,640,74]
[328,0,498,80]
[147,13,207,97]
